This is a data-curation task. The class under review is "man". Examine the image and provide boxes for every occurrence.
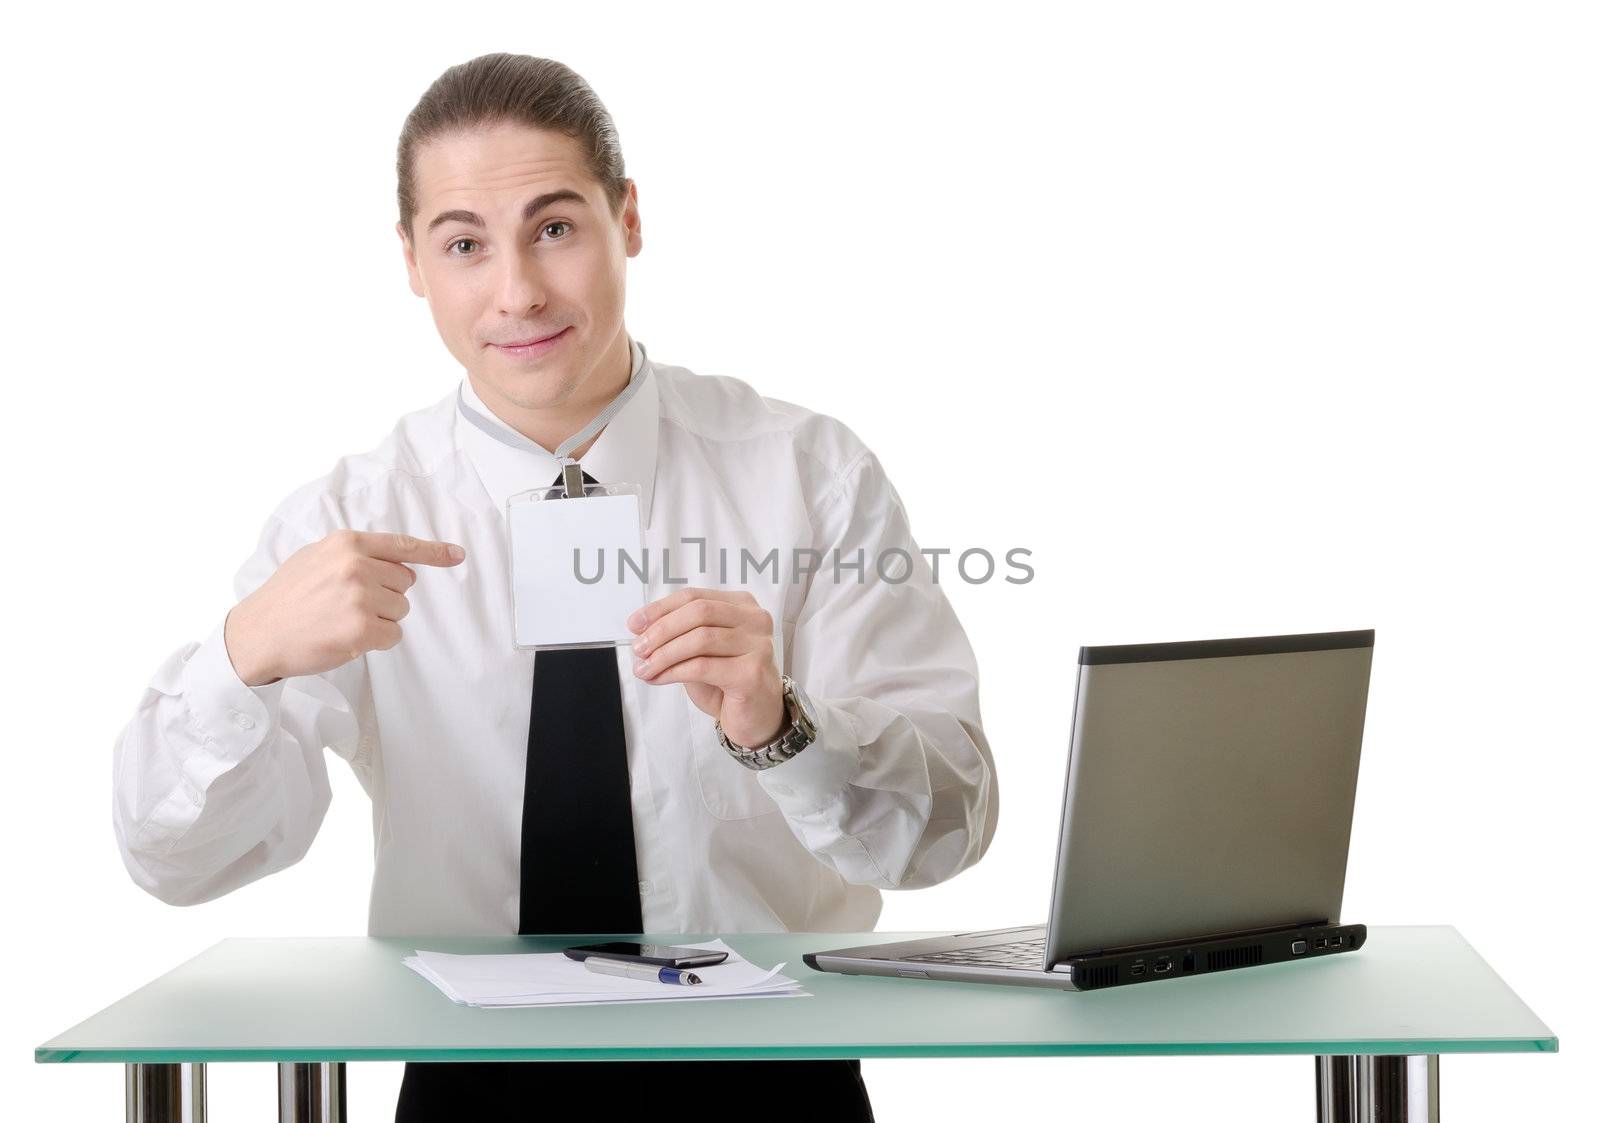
[112,52,997,1120]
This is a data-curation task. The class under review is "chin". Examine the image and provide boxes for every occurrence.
[485,371,579,413]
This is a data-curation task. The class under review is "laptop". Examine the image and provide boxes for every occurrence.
[805,629,1375,991]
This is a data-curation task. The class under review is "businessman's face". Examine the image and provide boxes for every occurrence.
[398,122,641,414]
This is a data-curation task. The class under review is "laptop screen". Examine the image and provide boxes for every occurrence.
[1044,630,1374,961]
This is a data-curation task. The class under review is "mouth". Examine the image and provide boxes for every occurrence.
[490,326,573,356]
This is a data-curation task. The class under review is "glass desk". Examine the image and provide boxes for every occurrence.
[36,925,1556,1122]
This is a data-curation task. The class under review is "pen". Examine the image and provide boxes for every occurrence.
[583,956,703,986]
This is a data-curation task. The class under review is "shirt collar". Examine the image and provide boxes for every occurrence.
[454,333,660,526]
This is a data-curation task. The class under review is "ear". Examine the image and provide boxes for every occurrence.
[397,221,425,297]
[620,180,643,259]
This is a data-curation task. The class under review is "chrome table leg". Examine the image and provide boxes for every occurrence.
[278,1061,347,1122]
[1317,1054,1358,1120]
[125,1063,205,1123]
[1317,1055,1440,1122]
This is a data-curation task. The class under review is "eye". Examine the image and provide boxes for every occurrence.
[446,222,569,257]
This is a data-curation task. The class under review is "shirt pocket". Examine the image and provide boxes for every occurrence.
[684,691,781,821]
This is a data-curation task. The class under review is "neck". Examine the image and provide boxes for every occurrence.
[471,330,632,459]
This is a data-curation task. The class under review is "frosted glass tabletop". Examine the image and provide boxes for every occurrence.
[35,926,1556,1064]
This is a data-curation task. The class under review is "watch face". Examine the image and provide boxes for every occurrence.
[786,676,819,738]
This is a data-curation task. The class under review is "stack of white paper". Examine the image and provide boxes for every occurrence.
[402,938,810,1008]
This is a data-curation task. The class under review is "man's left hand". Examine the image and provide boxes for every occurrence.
[627,587,787,748]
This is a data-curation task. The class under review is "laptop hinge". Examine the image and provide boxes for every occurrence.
[1069,918,1329,959]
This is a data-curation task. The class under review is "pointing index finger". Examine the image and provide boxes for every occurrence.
[356,530,465,567]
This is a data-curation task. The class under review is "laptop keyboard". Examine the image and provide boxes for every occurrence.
[901,934,1047,970]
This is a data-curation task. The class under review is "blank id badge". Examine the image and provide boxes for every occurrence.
[507,477,646,650]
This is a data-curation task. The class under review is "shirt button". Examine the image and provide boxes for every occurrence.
[638,880,653,896]
[232,711,255,731]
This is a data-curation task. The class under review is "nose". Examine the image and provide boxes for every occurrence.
[494,246,547,317]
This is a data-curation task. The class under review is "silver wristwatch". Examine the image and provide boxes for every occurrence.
[715,674,818,770]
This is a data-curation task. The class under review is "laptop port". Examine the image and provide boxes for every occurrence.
[1153,957,1173,974]
[1131,963,1146,977]
[1314,938,1328,950]
[1181,954,1195,974]
[1329,935,1344,948]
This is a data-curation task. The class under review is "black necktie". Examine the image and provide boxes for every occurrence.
[518,467,644,936]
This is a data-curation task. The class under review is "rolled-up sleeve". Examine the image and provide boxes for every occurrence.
[111,512,376,906]
[759,448,998,890]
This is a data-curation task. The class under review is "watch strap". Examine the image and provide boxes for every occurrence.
[717,675,816,770]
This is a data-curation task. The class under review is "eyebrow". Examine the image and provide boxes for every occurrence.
[426,189,589,234]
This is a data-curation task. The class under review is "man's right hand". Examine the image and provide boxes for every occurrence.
[223,529,466,687]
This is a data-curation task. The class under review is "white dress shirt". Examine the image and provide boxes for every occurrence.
[111,335,998,937]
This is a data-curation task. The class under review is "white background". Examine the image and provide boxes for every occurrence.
[3,2,1594,1118]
